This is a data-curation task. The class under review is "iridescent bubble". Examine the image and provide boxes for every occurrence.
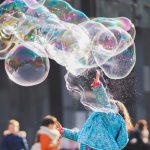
[14,24,38,42]
[111,28,134,55]
[0,14,20,32]
[0,0,137,113]
[22,0,46,9]
[100,44,136,79]
[44,0,89,24]
[0,0,27,16]
[5,44,50,86]
[92,30,118,62]
[117,17,136,39]
[80,21,118,65]
[80,21,106,40]
[0,0,136,90]
[67,51,97,71]
[91,18,135,55]
[0,0,59,26]
[93,17,136,39]
[45,22,91,73]
[0,30,16,59]
[25,6,59,25]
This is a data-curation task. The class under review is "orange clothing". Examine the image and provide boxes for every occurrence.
[39,134,60,150]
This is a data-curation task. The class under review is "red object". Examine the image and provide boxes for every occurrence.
[92,81,101,87]
[58,128,63,136]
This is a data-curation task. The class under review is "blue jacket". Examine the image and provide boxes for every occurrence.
[1,134,29,150]
[63,85,128,150]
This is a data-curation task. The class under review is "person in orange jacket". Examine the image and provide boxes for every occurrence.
[32,116,61,150]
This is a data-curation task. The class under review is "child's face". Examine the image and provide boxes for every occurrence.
[8,124,19,133]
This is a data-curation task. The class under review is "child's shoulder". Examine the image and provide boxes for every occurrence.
[89,111,125,126]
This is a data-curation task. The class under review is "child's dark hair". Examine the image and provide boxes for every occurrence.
[41,116,55,127]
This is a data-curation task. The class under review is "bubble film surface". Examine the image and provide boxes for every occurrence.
[23,0,46,9]
[44,0,89,24]
[0,0,136,112]
[5,44,50,86]
[65,69,118,113]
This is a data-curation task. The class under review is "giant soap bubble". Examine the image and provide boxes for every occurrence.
[0,0,136,112]
[23,0,46,9]
[93,17,136,39]
[0,30,15,59]
[65,69,118,113]
[44,0,89,24]
[5,44,50,86]
[101,44,136,79]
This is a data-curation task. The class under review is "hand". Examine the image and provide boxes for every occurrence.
[55,120,63,135]
[55,120,62,129]
[91,70,100,86]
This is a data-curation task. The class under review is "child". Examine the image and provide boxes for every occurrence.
[31,116,61,150]
[56,71,130,150]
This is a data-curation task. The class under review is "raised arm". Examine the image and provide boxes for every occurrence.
[91,71,111,108]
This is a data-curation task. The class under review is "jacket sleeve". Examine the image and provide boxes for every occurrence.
[116,120,129,149]
[62,128,79,142]
[92,83,111,108]
[22,138,29,150]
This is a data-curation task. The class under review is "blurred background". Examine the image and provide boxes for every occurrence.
[0,0,150,148]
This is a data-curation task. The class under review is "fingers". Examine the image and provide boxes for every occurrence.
[55,121,62,129]
[54,121,63,136]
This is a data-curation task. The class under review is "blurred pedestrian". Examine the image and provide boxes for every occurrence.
[31,115,61,150]
[124,119,150,150]
[1,119,29,150]
[136,120,149,144]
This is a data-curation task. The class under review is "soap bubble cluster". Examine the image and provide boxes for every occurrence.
[0,0,136,111]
